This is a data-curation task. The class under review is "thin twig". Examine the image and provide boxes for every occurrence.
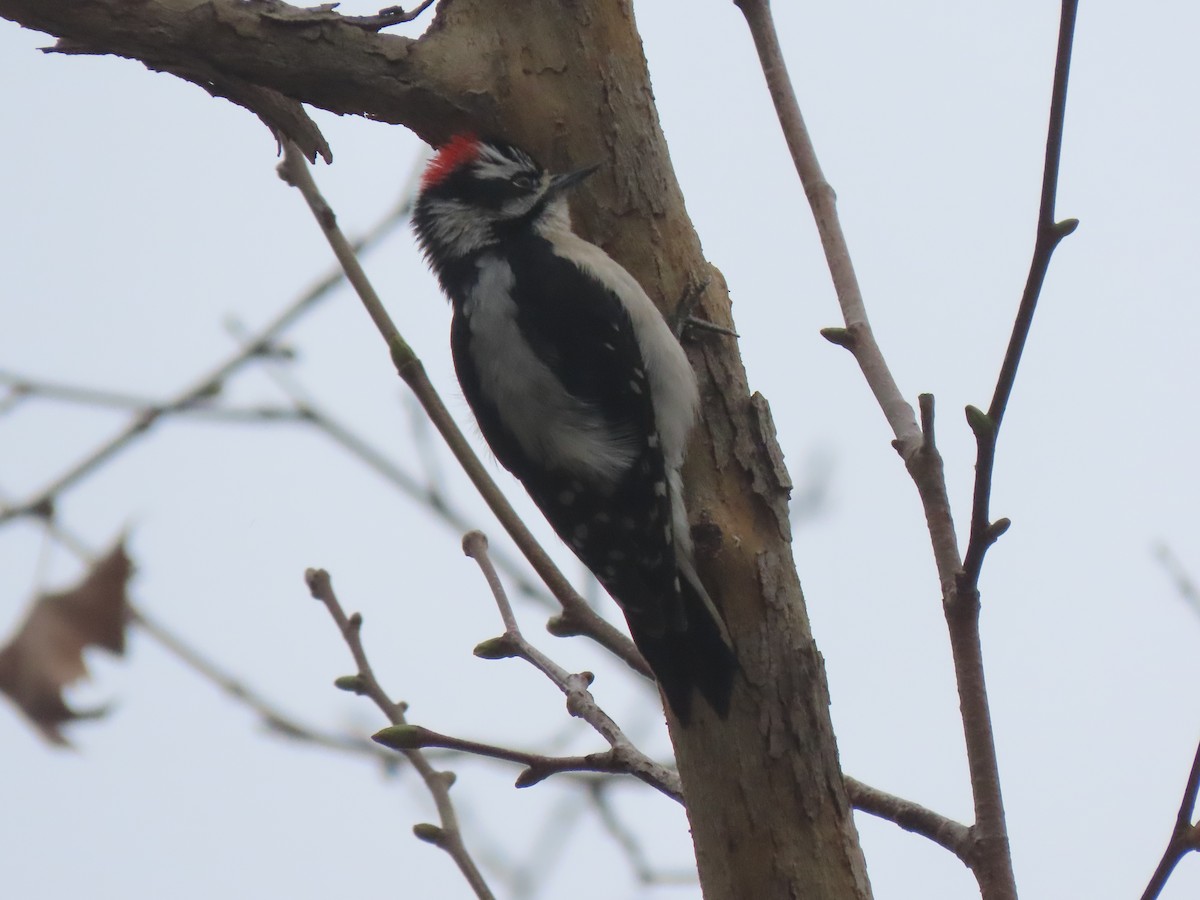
[131,605,394,764]
[1141,551,1200,899]
[221,317,559,610]
[1154,543,1200,619]
[960,0,1080,589]
[736,3,1079,897]
[1140,739,1200,900]
[460,531,681,801]
[0,181,417,528]
[6,509,402,767]
[733,0,918,452]
[0,370,308,422]
[277,142,652,680]
[844,776,971,862]
[7,334,557,606]
[305,568,496,900]
[373,722,678,794]
[588,781,698,885]
[736,0,968,711]
[943,6,1078,894]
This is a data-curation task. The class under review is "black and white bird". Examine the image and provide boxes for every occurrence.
[412,135,735,723]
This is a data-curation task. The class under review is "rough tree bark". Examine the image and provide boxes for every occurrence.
[0,1,872,896]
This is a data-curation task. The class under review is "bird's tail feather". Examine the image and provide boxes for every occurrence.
[632,572,736,726]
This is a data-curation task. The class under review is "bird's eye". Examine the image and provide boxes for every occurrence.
[511,173,537,190]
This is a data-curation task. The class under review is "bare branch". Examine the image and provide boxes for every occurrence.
[373,722,680,797]
[733,0,918,451]
[1140,740,1200,900]
[960,0,1081,590]
[220,317,559,612]
[734,0,965,604]
[844,776,970,862]
[734,2,1076,897]
[0,189,411,528]
[277,142,652,680]
[461,531,681,801]
[0,0,472,153]
[0,370,308,423]
[305,568,496,900]
[1141,550,1200,899]
[131,605,394,765]
[589,781,698,885]
[10,516,400,765]
[1155,543,1200,619]
[945,8,1078,893]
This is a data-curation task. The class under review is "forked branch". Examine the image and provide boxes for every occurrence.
[736,1,1081,898]
[960,0,1081,591]
[305,568,495,900]
[459,531,681,800]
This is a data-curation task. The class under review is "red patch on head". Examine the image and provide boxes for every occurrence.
[421,134,482,190]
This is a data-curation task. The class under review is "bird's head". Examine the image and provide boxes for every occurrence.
[413,134,598,265]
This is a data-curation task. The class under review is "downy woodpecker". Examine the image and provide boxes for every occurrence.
[413,135,735,723]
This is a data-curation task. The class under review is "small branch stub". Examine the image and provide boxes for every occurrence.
[918,393,937,453]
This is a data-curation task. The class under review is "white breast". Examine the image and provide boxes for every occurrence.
[465,256,639,485]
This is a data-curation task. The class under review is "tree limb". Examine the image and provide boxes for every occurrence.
[844,776,970,862]
[734,2,1077,897]
[0,178,414,528]
[0,0,480,152]
[305,567,496,900]
[959,0,1081,590]
[459,531,681,800]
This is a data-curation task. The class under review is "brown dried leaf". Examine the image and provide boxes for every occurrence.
[0,542,133,746]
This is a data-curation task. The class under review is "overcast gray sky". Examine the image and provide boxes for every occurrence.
[3,2,1200,898]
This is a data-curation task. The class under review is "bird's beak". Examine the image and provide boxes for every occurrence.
[547,163,601,196]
